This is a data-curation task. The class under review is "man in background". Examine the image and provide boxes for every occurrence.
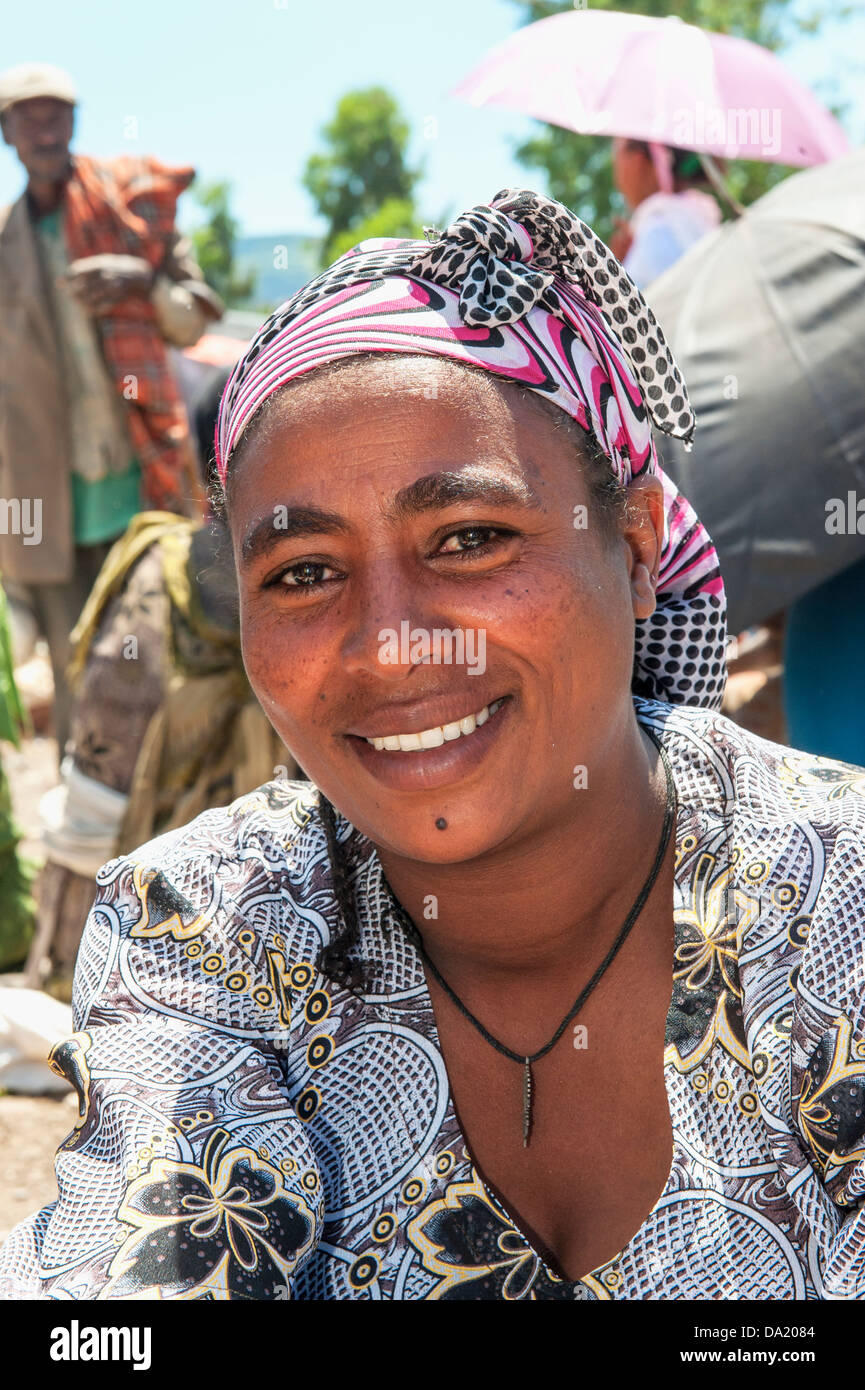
[0,63,221,755]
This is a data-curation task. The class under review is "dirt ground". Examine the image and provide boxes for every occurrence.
[0,729,72,1241]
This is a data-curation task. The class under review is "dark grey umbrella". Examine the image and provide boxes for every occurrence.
[648,148,865,635]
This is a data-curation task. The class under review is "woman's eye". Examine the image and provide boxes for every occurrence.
[437,526,509,555]
[275,561,337,588]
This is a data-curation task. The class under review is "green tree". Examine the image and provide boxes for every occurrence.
[303,87,423,265]
[190,181,256,308]
[507,0,850,242]
[329,197,423,261]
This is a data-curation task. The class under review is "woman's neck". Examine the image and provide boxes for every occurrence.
[375,717,669,987]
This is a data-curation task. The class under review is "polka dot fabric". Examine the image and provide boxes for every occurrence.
[408,190,695,446]
[216,188,726,710]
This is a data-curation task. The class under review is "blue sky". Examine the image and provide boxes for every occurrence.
[1,0,862,235]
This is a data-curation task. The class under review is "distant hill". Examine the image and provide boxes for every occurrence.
[233,232,323,313]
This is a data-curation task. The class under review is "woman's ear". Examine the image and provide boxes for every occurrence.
[621,474,665,620]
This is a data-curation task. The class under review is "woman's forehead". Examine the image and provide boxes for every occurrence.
[271,353,516,417]
[237,356,545,468]
[227,360,575,525]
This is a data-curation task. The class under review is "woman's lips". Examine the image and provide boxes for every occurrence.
[344,695,513,792]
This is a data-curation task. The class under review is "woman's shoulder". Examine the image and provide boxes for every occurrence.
[3,778,330,1302]
[86,779,337,973]
[637,696,865,834]
[645,700,865,1284]
[119,777,323,878]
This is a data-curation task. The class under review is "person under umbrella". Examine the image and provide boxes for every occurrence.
[609,139,722,286]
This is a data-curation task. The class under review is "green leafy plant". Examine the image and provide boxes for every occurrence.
[303,87,423,265]
[190,181,257,308]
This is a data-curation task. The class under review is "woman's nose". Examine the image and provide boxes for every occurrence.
[339,566,442,682]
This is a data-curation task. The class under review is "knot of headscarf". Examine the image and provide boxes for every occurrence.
[216,188,726,710]
[406,189,694,445]
[412,203,555,326]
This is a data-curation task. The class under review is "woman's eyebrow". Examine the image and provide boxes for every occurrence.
[388,469,544,522]
[241,507,350,565]
[240,470,543,567]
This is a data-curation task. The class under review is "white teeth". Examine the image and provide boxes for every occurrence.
[365,698,506,751]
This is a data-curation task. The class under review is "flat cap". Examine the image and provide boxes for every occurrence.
[0,63,77,114]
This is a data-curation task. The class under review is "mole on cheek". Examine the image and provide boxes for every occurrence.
[435,817,447,830]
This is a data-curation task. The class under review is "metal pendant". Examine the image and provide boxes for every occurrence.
[522,1056,533,1148]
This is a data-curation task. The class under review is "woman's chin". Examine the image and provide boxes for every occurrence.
[364,811,521,867]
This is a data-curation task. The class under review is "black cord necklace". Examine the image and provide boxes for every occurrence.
[392,727,677,1148]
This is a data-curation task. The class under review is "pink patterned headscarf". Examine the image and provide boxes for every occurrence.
[216,188,726,708]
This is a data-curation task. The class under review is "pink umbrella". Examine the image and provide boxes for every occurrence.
[452,9,849,167]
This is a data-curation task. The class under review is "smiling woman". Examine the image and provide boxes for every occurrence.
[222,351,657,994]
[3,189,865,1302]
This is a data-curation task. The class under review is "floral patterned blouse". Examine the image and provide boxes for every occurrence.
[3,696,865,1301]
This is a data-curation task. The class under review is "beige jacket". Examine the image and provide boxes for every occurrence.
[0,193,220,584]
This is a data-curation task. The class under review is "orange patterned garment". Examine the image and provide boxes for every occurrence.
[62,154,194,509]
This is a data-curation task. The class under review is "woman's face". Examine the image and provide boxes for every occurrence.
[612,137,657,211]
[228,355,663,864]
